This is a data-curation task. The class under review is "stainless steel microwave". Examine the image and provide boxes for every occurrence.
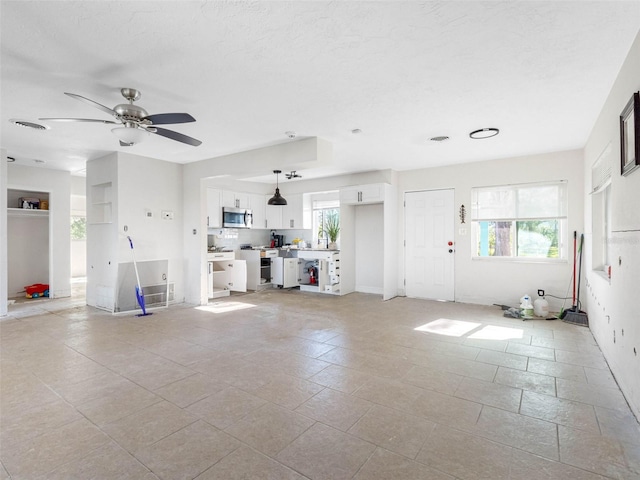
[222,207,253,228]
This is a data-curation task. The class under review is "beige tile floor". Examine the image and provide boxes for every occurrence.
[1,288,639,479]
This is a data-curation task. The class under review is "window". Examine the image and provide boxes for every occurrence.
[591,144,612,275]
[312,199,340,248]
[70,215,87,240]
[471,181,567,260]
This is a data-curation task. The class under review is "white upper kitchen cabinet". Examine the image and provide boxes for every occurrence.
[265,201,283,229]
[340,184,385,205]
[206,188,222,228]
[222,190,250,209]
[282,193,303,229]
[265,193,304,229]
[249,193,267,229]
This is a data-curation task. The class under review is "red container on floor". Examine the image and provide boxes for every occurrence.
[24,284,49,298]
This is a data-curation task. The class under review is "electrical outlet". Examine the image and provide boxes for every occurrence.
[145,209,153,218]
[162,210,173,220]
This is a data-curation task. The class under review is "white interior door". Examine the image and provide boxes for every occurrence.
[405,189,455,301]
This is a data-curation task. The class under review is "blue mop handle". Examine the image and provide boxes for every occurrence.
[127,236,143,293]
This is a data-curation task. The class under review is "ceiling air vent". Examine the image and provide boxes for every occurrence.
[9,119,49,130]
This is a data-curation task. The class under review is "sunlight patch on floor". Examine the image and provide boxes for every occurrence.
[414,318,482,337]
[196,301,256,314]
[468,325,524,340]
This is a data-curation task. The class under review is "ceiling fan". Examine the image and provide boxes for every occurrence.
[40,88,202,147]
[285,171,302,179]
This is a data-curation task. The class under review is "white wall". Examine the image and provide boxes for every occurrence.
[7,215,48,296]
[86,153,118,309]
[117,152,184,273]
[582,30,640,418]
[397,150,584,312]
[117,152,184,303]
[6,164,71,299]
[86,152,184,310]
[355,203,384,294]
[0,149,7,316]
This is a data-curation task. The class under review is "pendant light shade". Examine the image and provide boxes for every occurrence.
[267,170,287,205]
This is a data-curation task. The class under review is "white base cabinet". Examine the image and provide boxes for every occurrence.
[297,251,340,295]
[272,257,300,288]
[207,252,247,298]
[237,250,274,291]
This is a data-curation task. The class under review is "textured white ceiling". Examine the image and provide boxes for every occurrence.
[1,1,639,179]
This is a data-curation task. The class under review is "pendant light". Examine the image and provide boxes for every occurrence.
[267,169,287,205]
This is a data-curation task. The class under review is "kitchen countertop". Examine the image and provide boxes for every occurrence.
[281,247,339,252]
[208,247,339,253]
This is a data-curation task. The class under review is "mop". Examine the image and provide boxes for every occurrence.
[127,236,152,316]
[561,233,588,326]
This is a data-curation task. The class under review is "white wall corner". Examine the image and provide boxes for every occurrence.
[0,149,8,316]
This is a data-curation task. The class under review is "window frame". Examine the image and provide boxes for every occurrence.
[471,181,568,262]
[312,200,340,249]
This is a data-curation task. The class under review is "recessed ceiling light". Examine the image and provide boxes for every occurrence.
[7,156,16,162]
[9,118,49,130]
[430,136,449,142]
[469,128,499,139]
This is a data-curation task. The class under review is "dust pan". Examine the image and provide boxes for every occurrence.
[561,233,588,327]
[561,308,589,326]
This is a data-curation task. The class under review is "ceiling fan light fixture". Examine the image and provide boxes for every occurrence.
[111,126,148,145]
[267,170,287,205]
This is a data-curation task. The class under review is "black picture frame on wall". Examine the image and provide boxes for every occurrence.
[620,91,640,176]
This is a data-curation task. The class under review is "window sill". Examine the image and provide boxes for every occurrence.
[472,257,567,264]
[591,269,611,285]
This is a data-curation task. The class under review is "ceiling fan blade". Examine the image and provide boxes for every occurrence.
[64,92,118,118]
[151,127,202,146]
[39,117,119,124]
[142,113,196,125]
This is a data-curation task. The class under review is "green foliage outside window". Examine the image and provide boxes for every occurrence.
[71,216,86,240]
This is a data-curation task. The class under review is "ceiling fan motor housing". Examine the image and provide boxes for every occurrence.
[114,103,149,122]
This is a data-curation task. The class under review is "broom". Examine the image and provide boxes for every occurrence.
[561,233,588,326]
